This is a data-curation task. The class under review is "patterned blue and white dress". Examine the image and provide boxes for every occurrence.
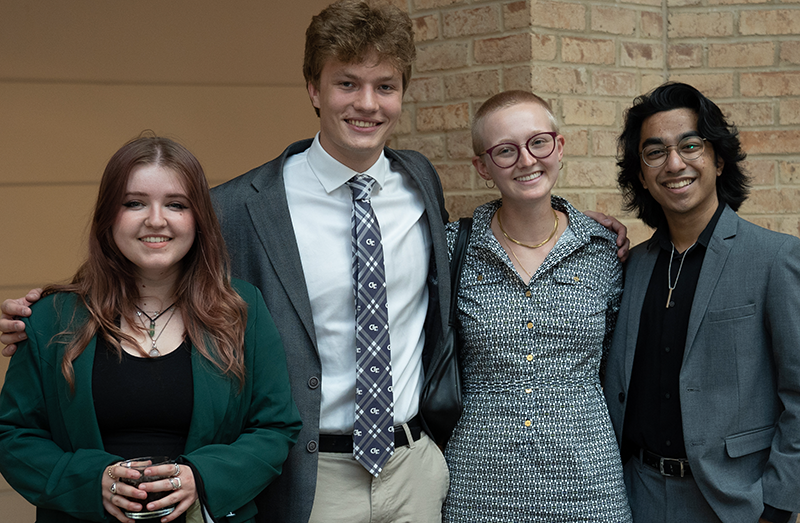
[443,197,632,523]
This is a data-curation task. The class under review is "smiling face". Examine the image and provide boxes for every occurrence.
[307,52,404,173]
[638,108,722,227]
[112,164,196,282]
[472,101,564,205]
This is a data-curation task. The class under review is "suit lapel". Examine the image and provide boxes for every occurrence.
[60,336,106,451]
[624,239,660,380]
[683,206,737,362]
[184,344,231,452]
[246,147,317,346]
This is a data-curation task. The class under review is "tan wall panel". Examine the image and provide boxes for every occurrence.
[1,0,333,85]
[0,185,95,288]
[0,83,321,185]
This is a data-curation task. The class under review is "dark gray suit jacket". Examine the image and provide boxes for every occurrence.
[211,139,452,523]
[604,205,800,522]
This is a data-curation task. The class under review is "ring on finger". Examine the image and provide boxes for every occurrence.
[110,482,117,494]
[168,477,182,490]
[107,466,116,480]
[172,463,181,477]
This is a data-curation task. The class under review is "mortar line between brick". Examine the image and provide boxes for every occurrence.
[661,0,669,82]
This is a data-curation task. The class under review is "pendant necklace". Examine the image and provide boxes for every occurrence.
[503,236,533,280]
[666,243,696,308]
[508,243,533,280]
[135,303,178,357]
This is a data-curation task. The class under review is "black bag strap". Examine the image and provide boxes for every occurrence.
[449,217,473,326]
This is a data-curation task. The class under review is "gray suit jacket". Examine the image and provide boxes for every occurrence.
[211,139,451,523]
[604,205,800,522]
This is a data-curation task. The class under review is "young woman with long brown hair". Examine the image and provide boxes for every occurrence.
[0,135,301,523]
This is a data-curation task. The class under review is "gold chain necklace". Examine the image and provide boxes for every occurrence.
[497,208,559,249]
[504,236,532,279]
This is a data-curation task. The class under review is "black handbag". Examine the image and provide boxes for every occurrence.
[420,217,473,446]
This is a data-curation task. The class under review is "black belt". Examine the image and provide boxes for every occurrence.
[318,415,423,453]
[635,446,692,477]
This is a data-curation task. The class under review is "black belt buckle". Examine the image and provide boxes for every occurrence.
[659,457,687,478]
[634,445,692,478]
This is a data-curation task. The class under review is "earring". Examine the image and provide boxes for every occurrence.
[484,179,496,189]
[559,161,564,171]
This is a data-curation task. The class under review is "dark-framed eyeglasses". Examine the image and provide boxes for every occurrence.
[641,136,707,168]
[479,131,558,169]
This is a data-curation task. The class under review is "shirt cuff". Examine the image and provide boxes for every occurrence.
[761,504,792,523]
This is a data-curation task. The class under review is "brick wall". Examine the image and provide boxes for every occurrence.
[394,0,800,246]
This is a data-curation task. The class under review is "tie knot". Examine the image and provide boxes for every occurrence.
[347,174,376,202]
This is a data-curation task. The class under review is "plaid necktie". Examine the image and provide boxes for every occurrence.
[346,174,394,476]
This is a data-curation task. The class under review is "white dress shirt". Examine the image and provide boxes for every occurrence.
[283,134,431,434]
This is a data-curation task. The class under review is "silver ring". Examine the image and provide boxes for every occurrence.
[168,477,182,490]
[110,482,117,494]
[172,463,181,477]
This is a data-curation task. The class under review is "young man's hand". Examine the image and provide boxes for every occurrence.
[584,211,630,262]
[1,289,42,356]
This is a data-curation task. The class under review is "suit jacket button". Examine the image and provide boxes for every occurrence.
[306,440,318,453]
[618,392,625,403]
[308,376,320,389]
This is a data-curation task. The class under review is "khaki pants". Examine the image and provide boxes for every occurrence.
[308,431,449,523]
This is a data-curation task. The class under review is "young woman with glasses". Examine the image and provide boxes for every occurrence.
[441,91,632,522]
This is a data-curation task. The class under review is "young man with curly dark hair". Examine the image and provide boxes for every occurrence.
[605,82,800,523]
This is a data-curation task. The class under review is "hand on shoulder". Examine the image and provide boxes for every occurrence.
[583,210,630,263]
[0,288,42,356]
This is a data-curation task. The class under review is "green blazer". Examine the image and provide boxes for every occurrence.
[0,279,302,523]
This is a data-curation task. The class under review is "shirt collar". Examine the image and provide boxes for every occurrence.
[655,201,725,251]
[306,133,389,194]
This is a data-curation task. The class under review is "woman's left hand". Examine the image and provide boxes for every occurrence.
[136,462,199,523]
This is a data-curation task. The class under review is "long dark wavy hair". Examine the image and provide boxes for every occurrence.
[617,82,750,228]
[45,135,248,391]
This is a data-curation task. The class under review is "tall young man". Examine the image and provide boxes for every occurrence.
[604,82,800,523]
[204,3,453,521]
